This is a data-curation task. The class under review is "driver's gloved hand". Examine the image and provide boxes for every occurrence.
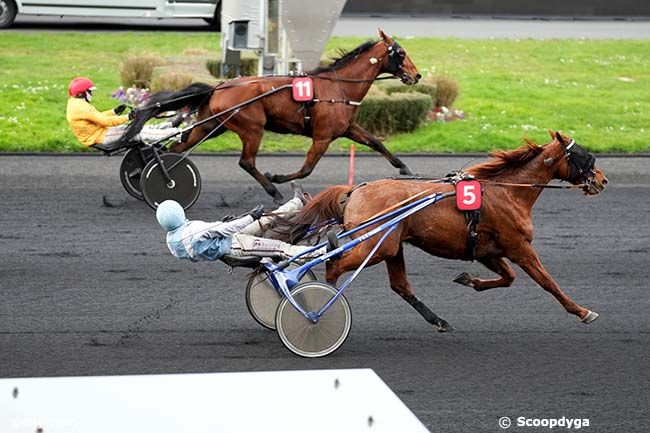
[113,104,127,115]
[249,204,265,220]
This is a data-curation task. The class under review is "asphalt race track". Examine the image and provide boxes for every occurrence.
[1,154,648,431]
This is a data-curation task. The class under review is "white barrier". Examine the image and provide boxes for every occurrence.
[2,369,429,433]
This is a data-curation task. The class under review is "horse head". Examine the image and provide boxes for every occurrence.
[377,29,421,85]
[547,130,608,195]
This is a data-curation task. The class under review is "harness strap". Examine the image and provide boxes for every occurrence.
[464,210,480,261]
[338,182,367,218]
[313,98,362,105]
[444,171,481,261]
[299,102,315,135]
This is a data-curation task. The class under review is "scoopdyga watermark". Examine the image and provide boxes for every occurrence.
[13,417,78,430]
[499,416,590,429]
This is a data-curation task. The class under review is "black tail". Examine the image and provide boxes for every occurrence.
[120,82,215,145]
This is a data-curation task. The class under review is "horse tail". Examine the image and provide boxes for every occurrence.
[265,185,352,243]
[273,185,351,243]
[297,185,351,225]
[120,82,215,145]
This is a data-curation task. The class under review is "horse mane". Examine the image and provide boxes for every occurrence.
[467,140,544,178]
[309,40,377,74]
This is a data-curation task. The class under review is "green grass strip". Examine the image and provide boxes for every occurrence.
[0,33,648,152]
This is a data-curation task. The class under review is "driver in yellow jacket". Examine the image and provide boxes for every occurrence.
[66,77,181,147]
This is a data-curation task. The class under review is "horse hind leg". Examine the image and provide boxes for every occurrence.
[454,257,516,292]
[265,138,332,184]
[168,121,227,153]
[386,246,453,332]
[168,126,202,153]
[324,235,452,330]
[235,129,285,203]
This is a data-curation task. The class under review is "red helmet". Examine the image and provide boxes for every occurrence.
[68,77,96,97]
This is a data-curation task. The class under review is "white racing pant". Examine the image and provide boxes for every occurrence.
[102,123,180,145]
[228,197,325,261]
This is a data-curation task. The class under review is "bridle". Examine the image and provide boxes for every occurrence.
[384,40,409,82]
[308,39,412,84]
[561,139,597,190]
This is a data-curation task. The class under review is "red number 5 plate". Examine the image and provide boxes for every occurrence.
[456,180,482,211]
[292,77,314,102]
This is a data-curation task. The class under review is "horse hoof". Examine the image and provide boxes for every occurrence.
[399,166,413,176]
[436,319,454,333]
[453,272,475,288]
[581,310,599,324]
[272,193,285,205]
[264,172,275,182]
[102,195,126,208]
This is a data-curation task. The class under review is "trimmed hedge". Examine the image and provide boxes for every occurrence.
[427,76,459,107]
[120,54,162,88]
[150,71,195,93]
[356,92,433,135]
[381,81,437,100]
[379,76,459,107]
[206,58,258,78]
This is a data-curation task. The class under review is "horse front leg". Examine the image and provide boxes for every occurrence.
[511,243,599,323]
[344,123,412,176]
[265,138,332,184]
[386,246,452,332]
[454,257,516,292]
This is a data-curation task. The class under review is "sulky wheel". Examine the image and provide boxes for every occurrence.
[246,265,316,331]
[119,148,146,200]
[140,153,201,210]
[119,145,165,200]
[276,281,352,358]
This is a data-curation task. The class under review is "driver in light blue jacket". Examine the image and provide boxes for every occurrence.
[156,184,334,263]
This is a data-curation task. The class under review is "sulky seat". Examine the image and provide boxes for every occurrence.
[92,138,141,155]
[220,255,262,269]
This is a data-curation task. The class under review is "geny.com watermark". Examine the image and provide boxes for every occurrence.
[499,416,590,429]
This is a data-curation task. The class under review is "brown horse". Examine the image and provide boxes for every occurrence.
[122,29,421,203]
[284,131,608,331]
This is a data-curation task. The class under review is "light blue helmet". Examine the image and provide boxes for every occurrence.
[156,200,185,231]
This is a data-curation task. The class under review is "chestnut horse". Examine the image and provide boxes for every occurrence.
[285,131,608,331]
[122,30,420,203]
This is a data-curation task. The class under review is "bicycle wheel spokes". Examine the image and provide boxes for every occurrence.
[276,282,351,358]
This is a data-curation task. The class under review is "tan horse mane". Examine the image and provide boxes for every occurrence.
[468,140,544,179]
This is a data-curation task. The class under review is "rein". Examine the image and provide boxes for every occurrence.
[308,75,398,83]
[388,175,587,190]
[146,74,397,111]
[350,176,588,228]
[477,179,586,189]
